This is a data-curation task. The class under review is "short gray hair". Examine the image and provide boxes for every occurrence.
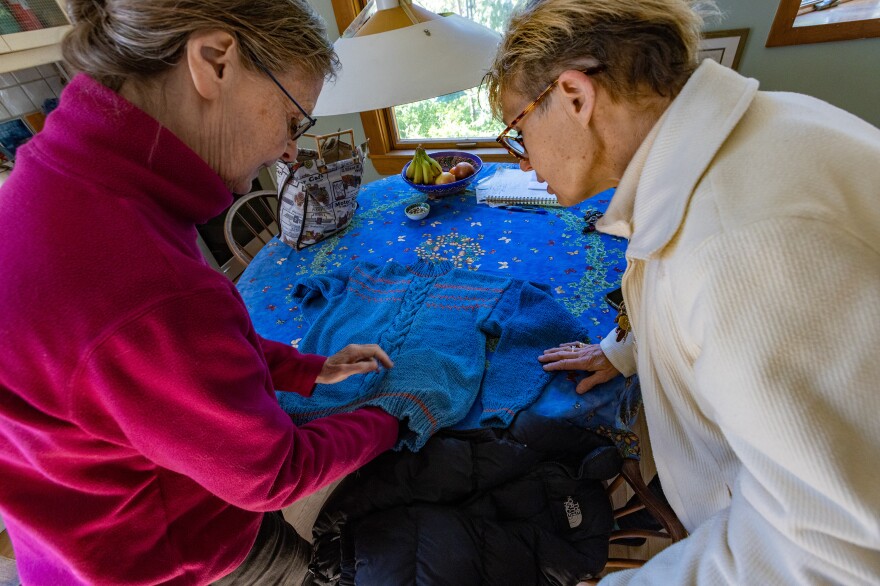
[485,0,719,117]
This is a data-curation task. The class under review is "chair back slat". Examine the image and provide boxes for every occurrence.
[258,198,277,229]
[239,214,263,241]
[224,190,280,267]
[244,200,275,236]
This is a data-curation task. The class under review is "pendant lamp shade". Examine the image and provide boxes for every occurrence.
[313,0,501,116]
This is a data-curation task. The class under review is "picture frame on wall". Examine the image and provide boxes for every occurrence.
[767,0,880,47]
[699,28,750,70]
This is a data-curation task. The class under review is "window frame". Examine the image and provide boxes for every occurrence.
[328,0,515,175]
[766,0,880,47]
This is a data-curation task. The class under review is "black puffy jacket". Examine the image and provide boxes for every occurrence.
[307,411,621,586]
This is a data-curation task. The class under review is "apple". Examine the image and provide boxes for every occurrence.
[450,161,476,180]
[434,172,456,185]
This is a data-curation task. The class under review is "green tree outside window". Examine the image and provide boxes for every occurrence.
[392,0,517,141]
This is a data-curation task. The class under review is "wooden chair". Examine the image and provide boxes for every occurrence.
[576,459,687,584]
[604,459,688,569]
[223,190,280,266]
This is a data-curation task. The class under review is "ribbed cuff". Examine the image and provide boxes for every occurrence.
[600,329,637,377]
[273,352,326,397]
[364,390,447,452]
[358,407,400,453]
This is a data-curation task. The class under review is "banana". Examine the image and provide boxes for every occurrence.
[411,152,421,182]
[416,150,429,184]
[428,156,442,176]
[423,158,438,182]
[419,148,438,183]
[410,146,426,183]
[413,157,423,184]
[422,159,435,184]
[408,146,444,184]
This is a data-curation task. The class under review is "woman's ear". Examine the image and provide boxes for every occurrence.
[185,30,239,101]
[556,69,597,129]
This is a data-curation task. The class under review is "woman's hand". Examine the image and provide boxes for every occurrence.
[316,344,394,384]
[538,341,619,394]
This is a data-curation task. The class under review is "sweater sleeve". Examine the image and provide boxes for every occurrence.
[290,262,361,328]
[600,219,880,585]
[479,280,589,427]
[258,335,326,397]
[70,287,399,512]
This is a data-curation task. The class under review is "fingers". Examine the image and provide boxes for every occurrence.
[541,357,590,371]
[542,342,584,355]
[353,344,394,369]
[575,370,615,394]
[316,356,381,385]
[318,344,395,384]
[340,344,394,369]
[553,341,583,350]
[539,351,580,364]
[334,358,381,377]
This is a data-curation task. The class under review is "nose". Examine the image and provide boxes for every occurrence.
[519,158,533,172]
[280,138,298,163]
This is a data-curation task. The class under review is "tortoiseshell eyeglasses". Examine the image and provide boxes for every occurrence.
[496,65,607,160]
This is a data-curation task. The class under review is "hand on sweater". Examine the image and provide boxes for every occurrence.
[538,342,619,394]
[317,344,394,384]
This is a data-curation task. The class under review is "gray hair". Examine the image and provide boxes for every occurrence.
[486,0,720,116]
[62,0,338,91]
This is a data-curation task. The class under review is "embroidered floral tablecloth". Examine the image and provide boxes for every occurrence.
[238,163,641,457]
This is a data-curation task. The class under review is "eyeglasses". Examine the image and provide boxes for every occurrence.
[496,65,607,160]
[257,64,317,141]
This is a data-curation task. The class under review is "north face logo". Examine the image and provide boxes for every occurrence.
[564,496,582,528]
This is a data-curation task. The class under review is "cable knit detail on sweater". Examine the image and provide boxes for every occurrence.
[279,260,589,450]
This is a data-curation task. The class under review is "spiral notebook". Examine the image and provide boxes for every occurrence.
[476,168,561,207]
[483,193,561,207]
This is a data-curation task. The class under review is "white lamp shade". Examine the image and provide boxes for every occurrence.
[313,14,500,116]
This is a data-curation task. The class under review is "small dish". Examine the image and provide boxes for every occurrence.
[405,203,430,220]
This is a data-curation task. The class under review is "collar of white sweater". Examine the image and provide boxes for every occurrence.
[598,59,759,259]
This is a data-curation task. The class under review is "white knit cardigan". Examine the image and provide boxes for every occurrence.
[597,60,880,584]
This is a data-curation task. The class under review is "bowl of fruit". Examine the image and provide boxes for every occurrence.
[401,147,483,198]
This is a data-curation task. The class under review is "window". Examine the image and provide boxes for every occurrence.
[329,0,519,174]
[391,0,516,144]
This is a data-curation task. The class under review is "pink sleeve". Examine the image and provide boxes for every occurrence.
[259,335,326,397]
[71,289,399,510]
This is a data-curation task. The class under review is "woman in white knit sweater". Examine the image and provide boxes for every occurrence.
[485,0,880,583]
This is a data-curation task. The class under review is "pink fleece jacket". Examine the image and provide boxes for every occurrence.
[0,74,398,585]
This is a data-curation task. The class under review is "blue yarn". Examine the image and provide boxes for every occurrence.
[277,260,588,451]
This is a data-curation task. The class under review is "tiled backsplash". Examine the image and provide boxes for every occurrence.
[0,62,67,161]
[0,62,66,118]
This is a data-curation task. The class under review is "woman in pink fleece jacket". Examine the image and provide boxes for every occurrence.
[0,1,404,584]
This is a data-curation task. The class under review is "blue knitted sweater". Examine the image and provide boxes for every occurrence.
[279,260,587,450]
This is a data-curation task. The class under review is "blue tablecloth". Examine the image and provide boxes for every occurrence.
[238,163,641,457]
